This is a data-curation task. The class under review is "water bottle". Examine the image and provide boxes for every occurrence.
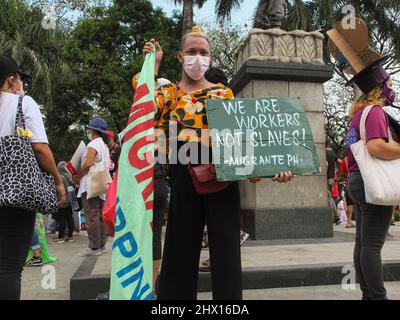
[67,186,80,211]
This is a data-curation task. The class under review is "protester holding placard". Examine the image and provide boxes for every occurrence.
[141,26,293,300]
[199,67,250,273]
[66,141,87,176]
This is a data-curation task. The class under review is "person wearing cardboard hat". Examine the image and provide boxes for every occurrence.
[0,55,66,300]
[74,117,110,257]
[328,18,399,300]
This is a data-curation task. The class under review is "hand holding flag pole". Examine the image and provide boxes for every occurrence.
[142,39,163,75]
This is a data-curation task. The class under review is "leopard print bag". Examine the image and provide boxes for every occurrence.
[0,96,58,214]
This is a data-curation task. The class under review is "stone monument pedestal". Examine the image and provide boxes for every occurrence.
[231,28,334,240]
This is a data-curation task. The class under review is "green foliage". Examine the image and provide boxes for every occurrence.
[4,0,400,163]
[215,0,243,22]
[1,0,182,162]
[48,0,182,161]
[0,0,65,108]
[64,0,181,131]
[171,0,208,35]
[202,22,247,80]
[323,74,354,157]
[394,207,399,222]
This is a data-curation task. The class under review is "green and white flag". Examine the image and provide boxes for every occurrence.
[110,46,155,300]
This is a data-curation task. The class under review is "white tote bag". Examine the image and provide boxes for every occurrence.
[86,142,112,199]
[350,105,400,205]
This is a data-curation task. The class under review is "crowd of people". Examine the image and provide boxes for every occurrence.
[327,146,356,228]
[0,23,399,301]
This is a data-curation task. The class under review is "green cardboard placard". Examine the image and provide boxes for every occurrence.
[205,97,321,181]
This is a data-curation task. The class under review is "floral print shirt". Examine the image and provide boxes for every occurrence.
[132,74,234,142]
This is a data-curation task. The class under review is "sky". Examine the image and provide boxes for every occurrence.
[150,0,260,27]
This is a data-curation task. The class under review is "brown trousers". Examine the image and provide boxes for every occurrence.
[81,193,107,250]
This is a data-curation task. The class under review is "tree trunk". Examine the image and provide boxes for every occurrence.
[182,0,193,36]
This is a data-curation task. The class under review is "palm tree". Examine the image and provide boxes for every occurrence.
[215,0,243,22]
[0,0,65,108]
[173,0,207,36]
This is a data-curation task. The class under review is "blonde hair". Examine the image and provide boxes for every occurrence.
[180,26,211,50]
[348,85,386,118]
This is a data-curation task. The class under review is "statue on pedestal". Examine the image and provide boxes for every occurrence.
[254,0,287,29]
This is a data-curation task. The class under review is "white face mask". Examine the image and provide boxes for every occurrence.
[86,131,93,141]
[14,79,25,97]
[182,55,210,81]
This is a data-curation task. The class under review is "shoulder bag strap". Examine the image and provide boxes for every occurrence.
[360,105,392,143]
[97,139,104,163]
[359,105,376,141]
[14,96,25,134]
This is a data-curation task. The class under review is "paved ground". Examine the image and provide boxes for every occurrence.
[198,282,400,300]
[20,232,113,300]
[199,222,400,268]
[20,222,400,300]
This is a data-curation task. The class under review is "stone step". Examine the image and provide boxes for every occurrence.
[198,282,400,300]
[69,226,400,299]
[70,257,400,300]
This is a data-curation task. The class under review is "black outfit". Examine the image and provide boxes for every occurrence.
[157,142,242,300]
[58,206,74,238]
[0,207,35,300]
[326,149,337,179]
[348,172,393,300]
[153,163,168,261]
[57,173,74,239]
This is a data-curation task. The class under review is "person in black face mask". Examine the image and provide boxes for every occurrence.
[328,18,399,299]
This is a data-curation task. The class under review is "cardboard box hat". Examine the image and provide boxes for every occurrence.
[327,18,390,94]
